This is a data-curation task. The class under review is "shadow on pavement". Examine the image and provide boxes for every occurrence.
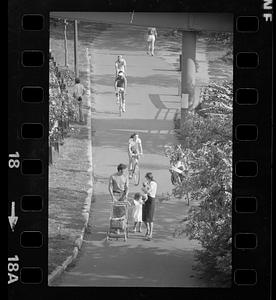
[91,124,175,155]
[60,192,204,286]
[93,74,178,88]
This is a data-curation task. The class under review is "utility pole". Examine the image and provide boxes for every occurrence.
[74,20,79,77]
[64,19,68,67]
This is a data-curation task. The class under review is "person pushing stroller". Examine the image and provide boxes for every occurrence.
[108,163,129,202]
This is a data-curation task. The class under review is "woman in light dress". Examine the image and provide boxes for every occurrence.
[131,192,147,233]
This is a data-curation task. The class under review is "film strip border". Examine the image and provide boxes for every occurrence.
[8,9,272,300]
[233,12,272,295]
[8,12,48,291]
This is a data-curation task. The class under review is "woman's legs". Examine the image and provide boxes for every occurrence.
[147,41,151,54]
[144,222,150,235]
[148,222,153,237]
[151,39,155,55]
[138,222,142,232]
[133,221,137,232]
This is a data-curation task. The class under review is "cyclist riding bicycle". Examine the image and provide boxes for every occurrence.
[128,133,143,178]
[114,71,127,112]
[115,55,127,76]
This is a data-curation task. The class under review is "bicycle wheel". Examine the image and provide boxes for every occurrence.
[119,92,122,117]
[133,162,140,186]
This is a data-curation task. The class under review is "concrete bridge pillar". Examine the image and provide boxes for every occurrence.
[180,31,197,132]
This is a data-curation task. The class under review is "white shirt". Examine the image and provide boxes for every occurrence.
[147,181,157,198]
[148,27,157,36]
[129,137,142,154]
[175,160,187,170]
[73,83,85,99]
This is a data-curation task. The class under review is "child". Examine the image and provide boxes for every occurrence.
[132,192,147,232]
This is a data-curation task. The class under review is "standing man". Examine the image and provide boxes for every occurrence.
[146,27,157,56]
[115,55,127,76]
[109,163,129,202]
[73,77,85,123]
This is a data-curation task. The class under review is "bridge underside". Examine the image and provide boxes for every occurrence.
[51,12,233,32]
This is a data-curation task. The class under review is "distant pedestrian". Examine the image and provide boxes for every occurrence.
[115,55,127,76]
[146,27,157,56]
[142,172,157,240]
[73,77,85,123]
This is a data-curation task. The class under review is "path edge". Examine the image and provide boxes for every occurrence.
[48,49,94,286]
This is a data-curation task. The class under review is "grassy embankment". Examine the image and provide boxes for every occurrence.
[48,20,110,274]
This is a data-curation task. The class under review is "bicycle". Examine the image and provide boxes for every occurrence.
[116,87,125,116]
[169,166,182,186]
[129,154,140,186]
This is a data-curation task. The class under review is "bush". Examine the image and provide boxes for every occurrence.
[49,60,78,146]
[183,141,232,286]
[165,80,232,285]
[183,81,232,148]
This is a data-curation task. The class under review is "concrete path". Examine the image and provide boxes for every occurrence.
[53,23,207,287]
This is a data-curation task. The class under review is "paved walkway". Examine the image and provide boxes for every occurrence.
[53,23,207,287]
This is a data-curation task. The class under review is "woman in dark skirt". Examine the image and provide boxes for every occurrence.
[142,172,157,240]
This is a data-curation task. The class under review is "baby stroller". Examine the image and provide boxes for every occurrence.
[106,201,129,242]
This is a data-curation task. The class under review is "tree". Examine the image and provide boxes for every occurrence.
[166,80,233,286]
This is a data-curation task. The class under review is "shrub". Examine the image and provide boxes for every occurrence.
[165,80,232,285]
[49,60,78,146]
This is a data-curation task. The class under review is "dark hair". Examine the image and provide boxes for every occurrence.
[145,172,154,181]
[130,133,137,139]
[134,192,142,200]
[75,77,80,84]
[117,163,127,172]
